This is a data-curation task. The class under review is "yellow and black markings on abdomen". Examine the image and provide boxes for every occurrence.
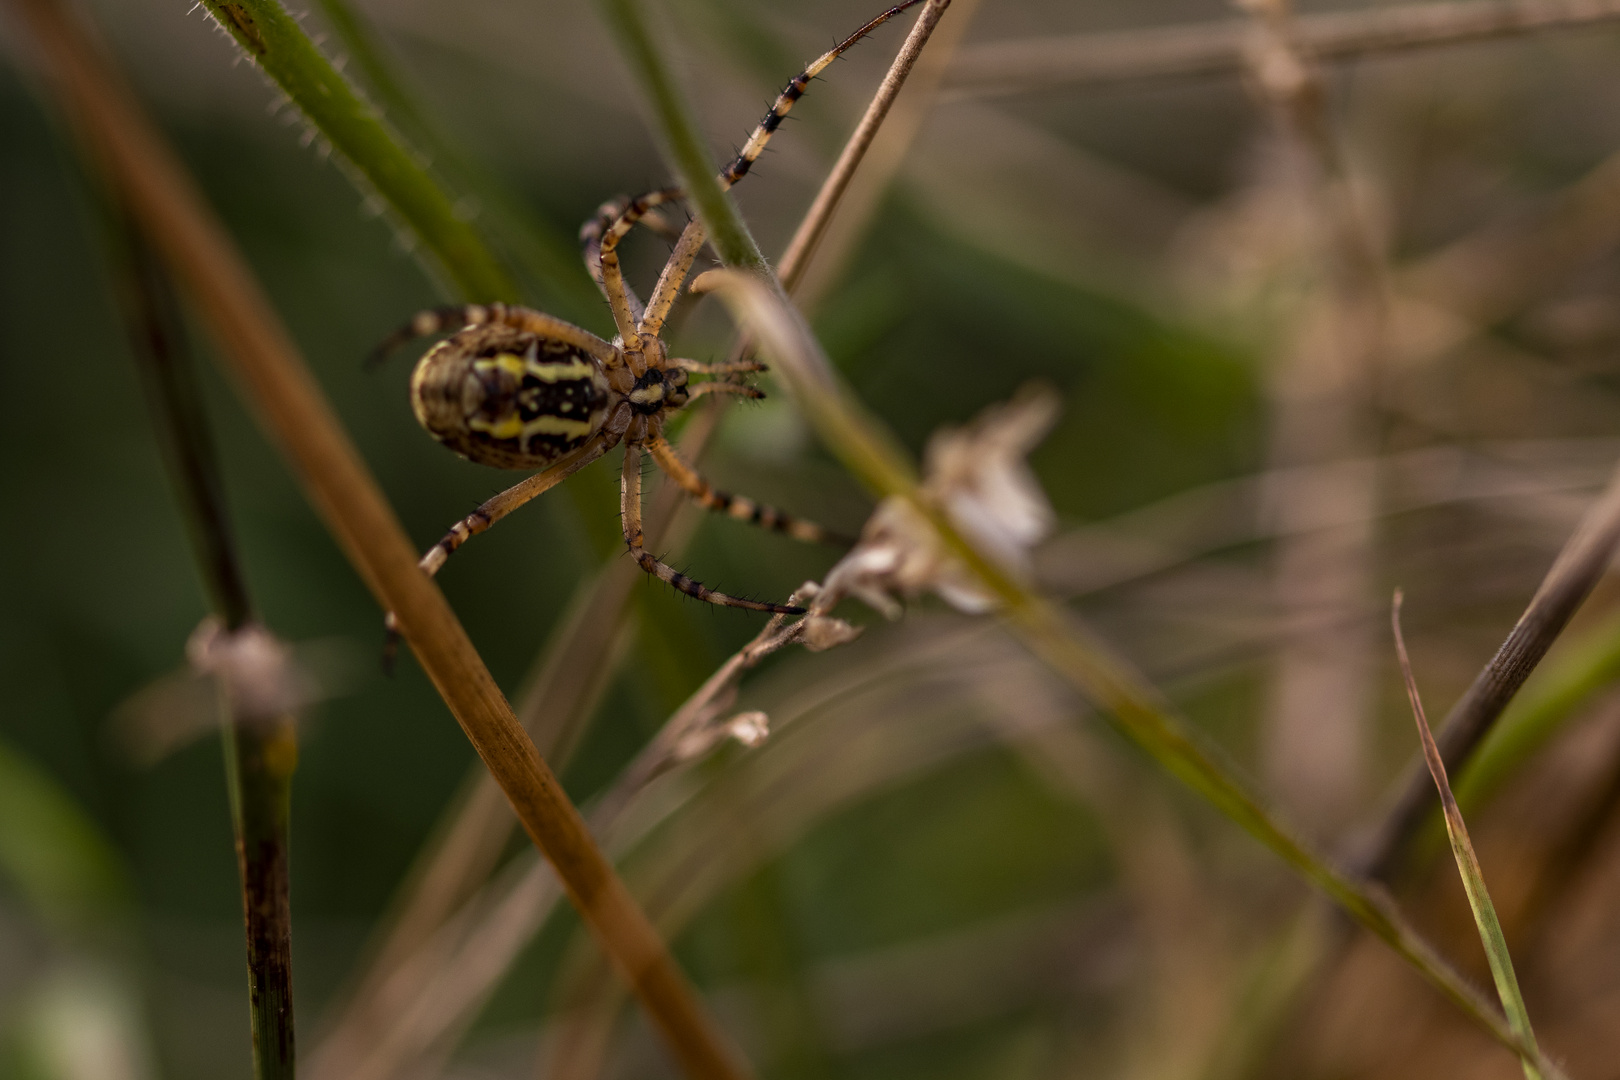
[412,327,611,469]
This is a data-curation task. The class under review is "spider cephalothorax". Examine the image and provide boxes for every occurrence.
[373,2,920,631]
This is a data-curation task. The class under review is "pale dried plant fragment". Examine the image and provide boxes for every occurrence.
[822,384,1060,616]
[187,617,318,725]
[111,619,331,765]
[672,710,771,762]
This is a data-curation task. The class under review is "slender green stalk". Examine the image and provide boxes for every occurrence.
[306,0,596,315]
[108,206,296,1078]
[223,716,300,1080]
[590,0,929,482]
[1393,593,1545,1080]
[197,0,518,302]
[593,0,765,271]
[703,269,1566,1078]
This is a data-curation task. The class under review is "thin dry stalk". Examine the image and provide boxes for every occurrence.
[590,594,836,829]
[12,2,748,1077]
[775,0,953,293]
[945,0,1620,99]
[712,0,967,369]
[1240,0,1391,831]
[1361,458,1620,881]
[310,416,711,1080]
[543,631,1012,1080]
[319,595,851,1080]
[787,0,984,313]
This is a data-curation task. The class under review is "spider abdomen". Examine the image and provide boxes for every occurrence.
[410,324,612,469]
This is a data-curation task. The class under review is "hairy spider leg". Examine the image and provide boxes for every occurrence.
[672,357,769,375]
[680,381,765,404]
[601,0,926,340]
[381,421,626,664]
[367,302,623,371]
[622,441,805,615]
[596,186,684,354]
[644,436,851,546]
[580,193,687,328]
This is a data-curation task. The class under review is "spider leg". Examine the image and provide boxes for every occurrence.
[622,442,805,615]
[597,187,684,355]
[636,0,925,337]
[638,218,709,341]
[645,435,853,546]
[368,302,622,371]
[719,1,924,190]
[682,381,766,404]
[581,197,647,327]
[671,357,768,375]
[382,426,622,667]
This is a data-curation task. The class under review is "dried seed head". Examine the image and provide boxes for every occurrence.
[820,384,1061,616]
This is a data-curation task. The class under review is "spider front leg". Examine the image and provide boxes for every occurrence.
[672,357,768,376]
[644,436,853,546]
[581,195,683,329]
[596,186,684,354]
[382,427,621,666]
[682,381,768,405]
[622,442,805,615]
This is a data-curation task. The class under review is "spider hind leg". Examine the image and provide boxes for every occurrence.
[646,436,854,547]
[622,444,805,615]
[366,302,514,369]
[381,430,619,671]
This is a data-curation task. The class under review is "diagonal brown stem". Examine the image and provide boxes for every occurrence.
[11,2,749,1077]
[308,5,964,1069]
[1359,458,1620,881]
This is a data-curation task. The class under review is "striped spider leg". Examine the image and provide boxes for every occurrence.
[374,4,919,649]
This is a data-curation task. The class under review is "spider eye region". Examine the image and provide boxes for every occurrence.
[627,369,687,415]
[410,327,610,469]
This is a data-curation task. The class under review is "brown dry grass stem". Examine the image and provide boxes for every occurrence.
[10,2,750,1077]
[313,6,956,1065]
[1362,458,1620,881]
[322,598,844,1080]
[309,417,710,1080]
[107,202,296,1080]
[946,0,1620,99]
[775,0,952,294]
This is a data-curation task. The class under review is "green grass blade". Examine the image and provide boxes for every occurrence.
[305,0,596,315]
[1393,591,1549,1080]
[198,0,518,302]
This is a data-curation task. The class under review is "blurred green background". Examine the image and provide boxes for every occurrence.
[8,0,1620,1077]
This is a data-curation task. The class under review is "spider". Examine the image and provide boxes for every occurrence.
[372,2,920,634]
